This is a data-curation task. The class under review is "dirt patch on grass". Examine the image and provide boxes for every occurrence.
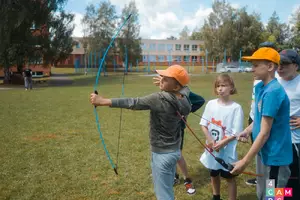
[25,134,60,141]
[107,189,120,195]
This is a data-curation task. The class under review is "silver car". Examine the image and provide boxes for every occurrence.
[220,65,244,73]
[244,67,253,72]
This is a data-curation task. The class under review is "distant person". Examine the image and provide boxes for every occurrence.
[22,65,32,90]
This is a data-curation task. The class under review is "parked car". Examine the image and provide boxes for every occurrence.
[244,67,253,72]
[220,65,244,73]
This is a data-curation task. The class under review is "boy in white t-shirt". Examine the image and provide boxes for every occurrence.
[200,74,244,200]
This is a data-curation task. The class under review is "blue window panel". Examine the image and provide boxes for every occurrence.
[176,56,182,62]
[149,44,156,51]
[76,43,80,48]
[143,55,148,62]
[192,45,197,51]
[141,43,147,50]
[167,55,172,61]
[149,55,156,62]
[184,56,190,62]
[158,55,165,62]
[184,45,189,51]
[158,44,165,51]
[167,44,173,51]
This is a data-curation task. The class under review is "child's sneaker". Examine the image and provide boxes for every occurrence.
[245,178,257,186]
[174,173,180,185]
[184,178,196,195]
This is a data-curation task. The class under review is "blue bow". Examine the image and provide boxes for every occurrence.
[93,14,132,175]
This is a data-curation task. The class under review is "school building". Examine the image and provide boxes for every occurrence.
[56,38,207,69]
[140,39,206,66]
[0,38,208,78]
[56,37,87,68]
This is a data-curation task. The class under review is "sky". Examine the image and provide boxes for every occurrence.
[65,0,300,39]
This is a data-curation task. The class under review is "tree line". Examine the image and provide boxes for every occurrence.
[176,0,300,61]
[81,0,142,67]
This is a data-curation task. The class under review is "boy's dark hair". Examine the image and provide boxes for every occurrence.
[214,74,237,95]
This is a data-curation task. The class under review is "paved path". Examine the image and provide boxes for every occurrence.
[48,74,73,86]
[0,74,73,89]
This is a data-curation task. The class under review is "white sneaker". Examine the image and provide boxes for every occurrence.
[184,178,196,195]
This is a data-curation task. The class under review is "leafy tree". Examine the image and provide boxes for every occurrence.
[179,26,190,40]
[0,0,74,82]
[118,0,142,67]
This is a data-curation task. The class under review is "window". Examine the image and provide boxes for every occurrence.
[143,55,148,62]
[158,55,165,62]
[28,57,43,65]
[32,71,43,78]
[149,44,156,51]
[184,56,190,62]
[176,56,182,62]
[175,44,181,51]
[141,43,147,50]
[167,55,172,61]
[149,55,156,62]
[76,43,80,48]
[184,45,189,51]
[158,44,165,51]
[191,56,197,62]
[192,45,197,51]
[167,44,173,51]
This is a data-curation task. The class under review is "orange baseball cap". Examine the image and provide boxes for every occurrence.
[156,65,190,86]
[242,47,280,65]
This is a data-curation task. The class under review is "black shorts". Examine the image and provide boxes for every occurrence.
[180,129,184,150]
[209,169,235,179]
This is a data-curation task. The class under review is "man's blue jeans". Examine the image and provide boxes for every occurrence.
[24,77,32,89]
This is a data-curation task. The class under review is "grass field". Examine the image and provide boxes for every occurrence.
[0,70,258,200]
[59,64,216,75]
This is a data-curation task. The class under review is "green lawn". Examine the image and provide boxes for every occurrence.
[0,72,257,200]
[51,65,215,75]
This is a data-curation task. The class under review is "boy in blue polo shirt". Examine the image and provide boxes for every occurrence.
[230,47,293,200]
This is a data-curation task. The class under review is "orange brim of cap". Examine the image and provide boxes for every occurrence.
[156,69,172,77]
[242,56,260,61]
[242,56,278,64]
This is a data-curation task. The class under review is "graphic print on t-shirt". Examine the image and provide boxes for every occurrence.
[208,118,227,142]
[211,129,220,142]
